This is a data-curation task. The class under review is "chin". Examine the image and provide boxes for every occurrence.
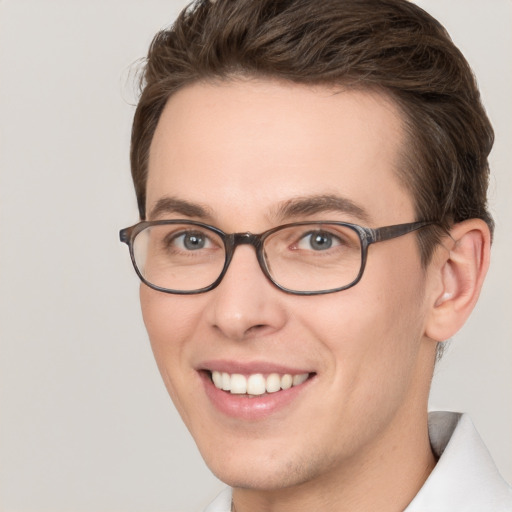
[198,441,323,491]
[209,464,303,491]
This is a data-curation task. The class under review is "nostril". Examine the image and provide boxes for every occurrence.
[247,324,265,333]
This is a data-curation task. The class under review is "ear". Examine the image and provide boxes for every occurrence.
[425,219,491,342]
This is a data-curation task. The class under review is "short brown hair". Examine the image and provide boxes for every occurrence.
[130,0,494,264]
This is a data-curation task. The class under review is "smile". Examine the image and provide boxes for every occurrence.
[211,371,310,396]
[200,364,316,420]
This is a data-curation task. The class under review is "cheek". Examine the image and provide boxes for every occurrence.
[139,286,210,426]
[304,245,427,396]
[139,286,196,383]
[140,285,198,346]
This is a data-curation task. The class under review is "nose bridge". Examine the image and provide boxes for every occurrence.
[209,231,285,341]
[231,232,262,248]
[224,232,265,274]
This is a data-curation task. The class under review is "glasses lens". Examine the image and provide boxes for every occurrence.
[263,223,363,292]
[132,223,226,292]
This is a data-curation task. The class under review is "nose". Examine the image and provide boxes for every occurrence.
[205,244,287,341]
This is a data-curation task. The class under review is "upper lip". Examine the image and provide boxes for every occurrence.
[198,359,313,375]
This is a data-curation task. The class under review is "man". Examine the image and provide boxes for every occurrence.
[120,0,512,510]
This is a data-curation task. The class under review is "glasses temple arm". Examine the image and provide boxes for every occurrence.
[371,221,434,243]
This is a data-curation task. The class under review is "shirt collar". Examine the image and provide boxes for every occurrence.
[405,411,512,511]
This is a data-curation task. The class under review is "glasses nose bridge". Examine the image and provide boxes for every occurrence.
[224,231,266,270]
[228,231,264,252]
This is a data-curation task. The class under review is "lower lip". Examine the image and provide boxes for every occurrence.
[200,371,314,421]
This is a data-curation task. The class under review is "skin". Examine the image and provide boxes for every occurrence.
[140,79,488,511]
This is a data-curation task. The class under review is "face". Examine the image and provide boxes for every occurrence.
[141,80,437,491]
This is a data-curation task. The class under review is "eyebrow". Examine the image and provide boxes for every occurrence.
[148,196,214,221]
[273,194,371,223]
[148,193,371,225]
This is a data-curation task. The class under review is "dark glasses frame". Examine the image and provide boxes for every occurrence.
[120,220,435,295]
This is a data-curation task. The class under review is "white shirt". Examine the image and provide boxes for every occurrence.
[203,411,512,511]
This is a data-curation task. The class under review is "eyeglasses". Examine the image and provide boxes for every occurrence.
[119,220,433,296]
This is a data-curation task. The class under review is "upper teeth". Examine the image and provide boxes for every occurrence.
[211,371,309,395]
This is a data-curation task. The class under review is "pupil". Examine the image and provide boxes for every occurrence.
[184,233,204,250]
[311,232,332,250]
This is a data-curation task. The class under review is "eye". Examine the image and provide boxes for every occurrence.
[296,230,340,251]
[169,230,214,251]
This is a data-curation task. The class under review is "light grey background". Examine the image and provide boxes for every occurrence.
[0,1,510,511]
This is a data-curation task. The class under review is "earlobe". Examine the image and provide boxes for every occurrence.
[425,219,491,342]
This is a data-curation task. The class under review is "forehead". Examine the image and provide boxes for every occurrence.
[147,79,414,227]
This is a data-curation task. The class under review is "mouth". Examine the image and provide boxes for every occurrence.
[209,370,312,397]
[198,361,316,419]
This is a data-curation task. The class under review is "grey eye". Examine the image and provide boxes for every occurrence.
[298,231,336,251]
[179,231,208,250]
